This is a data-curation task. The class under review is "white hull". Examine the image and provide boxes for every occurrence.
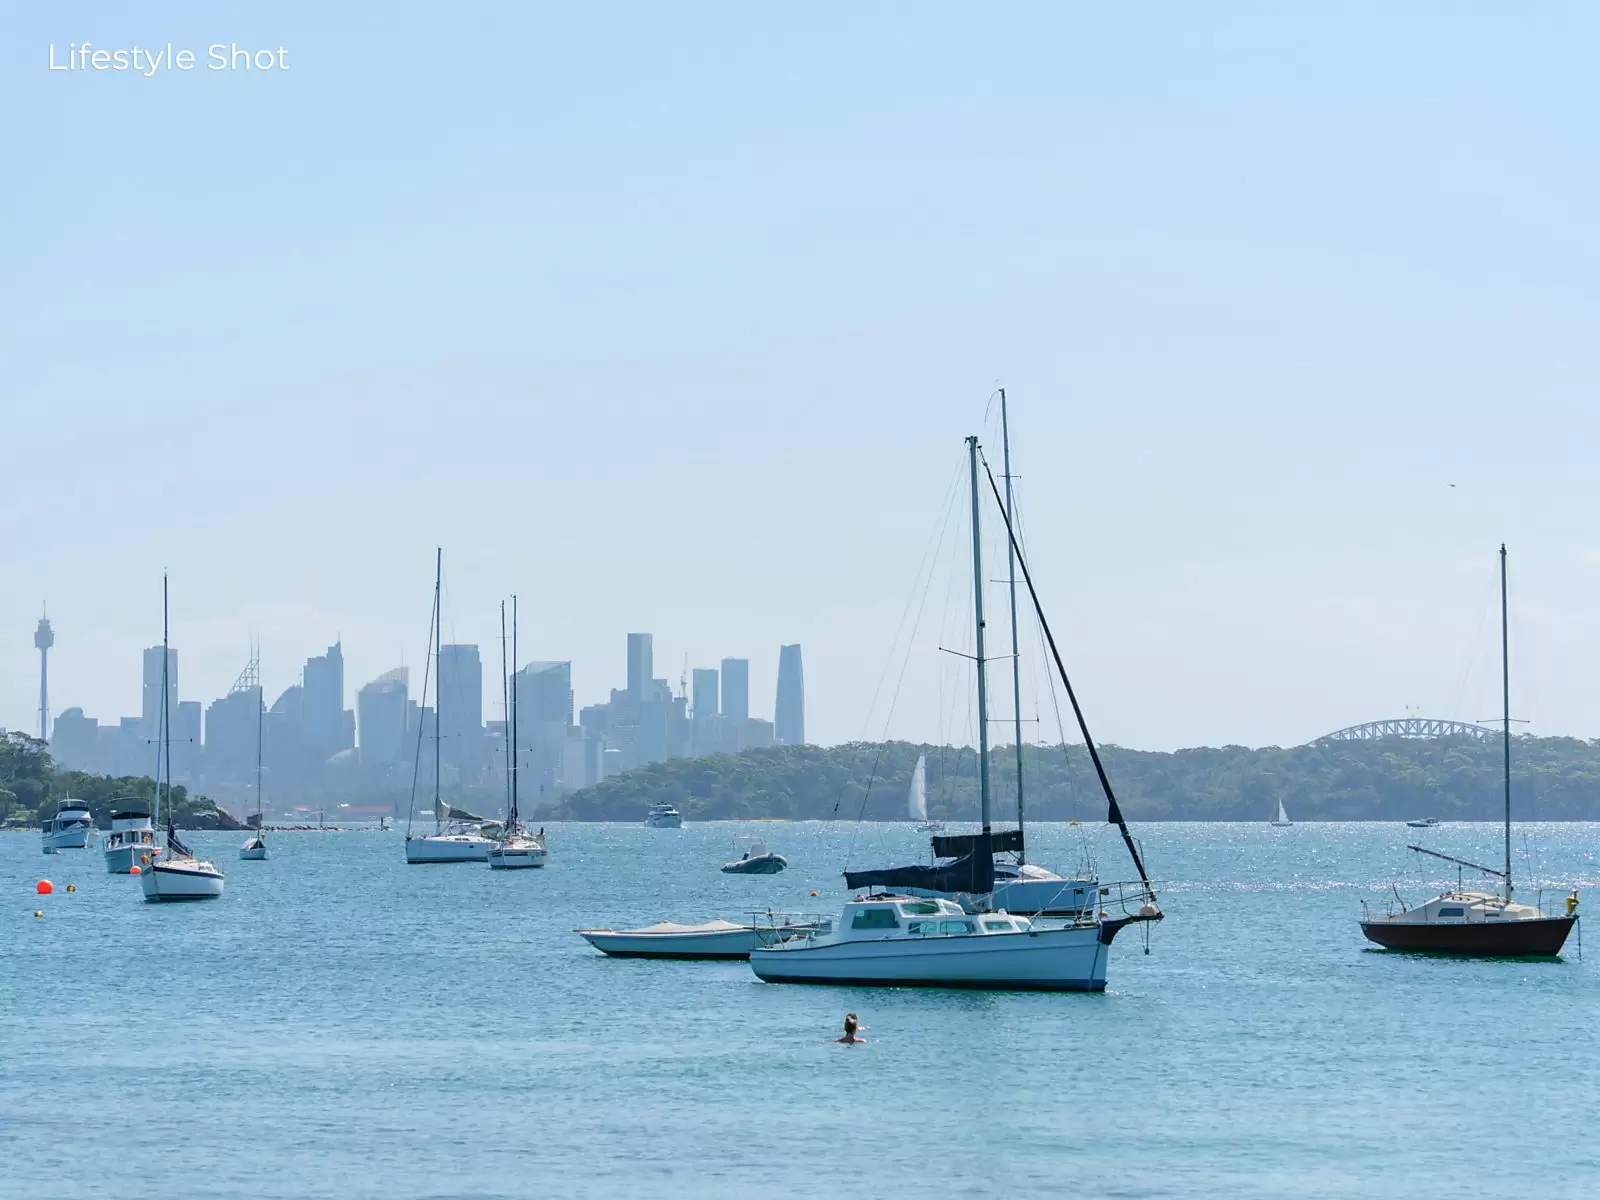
[42,827,94,851]
[487,843,547,869]
[406,833,491,863]
[239,842,269,861]
[140,859,225,902]
[105,844,161,874]
[750,921,1110,991]
[579,920,825,959]
[644,814,683,828]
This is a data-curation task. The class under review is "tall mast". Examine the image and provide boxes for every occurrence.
[433,548,442,835]
[510,593,519,830]
[967,436,992,838]
[999,389,1026,862]
[161,573,171,840]
[500,600,511,824]
[255,644,264,822]
[1500,544,1511,902]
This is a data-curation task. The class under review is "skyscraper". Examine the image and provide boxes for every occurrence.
[626,633,653,703]
[775,644,805,745]
[358,668,409,767]
[691,668,718,720]
[720,657,749,723]
[517,661,574,726]
[302,641,348,760]
[437,644,484,774]
[141,645,178,742]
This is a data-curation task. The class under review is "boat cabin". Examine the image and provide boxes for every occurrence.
[837,895,1035,941]
[1375,890,1544,926]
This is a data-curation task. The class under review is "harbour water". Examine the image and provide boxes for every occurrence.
[4,820,1597,1198]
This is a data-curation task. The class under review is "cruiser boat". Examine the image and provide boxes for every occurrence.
[720,839,787,875]
[103,806,159,874]
[752,435,1160,991]
[1405,816,1440,828]
[42,798,95,852]
[577,915,829,959]
[645,802,683,828]
[141,575,224,903]
[1360,547,1577,957]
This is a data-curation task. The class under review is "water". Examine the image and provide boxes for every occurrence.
[3,821,1597,1199]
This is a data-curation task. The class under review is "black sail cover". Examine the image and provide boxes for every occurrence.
[844,847,995,896]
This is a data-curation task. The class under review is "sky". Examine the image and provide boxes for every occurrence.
[5,3,1600,751]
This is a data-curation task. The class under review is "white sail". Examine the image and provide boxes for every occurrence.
[1276,799,1291,825]
[908,754,927,821]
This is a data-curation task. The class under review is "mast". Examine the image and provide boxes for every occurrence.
[999,389,1026,862]
[509,593,519,831]
[1500,544,1511,902]
[967,436,992,841]
[500,600,511,826]
[161,573,172,845]
[255,643,265,825]
[433,548,443,834]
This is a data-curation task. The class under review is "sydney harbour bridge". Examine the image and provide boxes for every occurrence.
[1312,717,1498,744]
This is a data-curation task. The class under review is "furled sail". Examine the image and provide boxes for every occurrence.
[908,754,927,821]
[845,846,995,896]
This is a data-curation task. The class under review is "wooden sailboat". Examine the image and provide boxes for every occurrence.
[406,550,492,863]
[140,574,225,901]
[240,651,269,859]
[489,594,547,869]
[1359,546,1579,955]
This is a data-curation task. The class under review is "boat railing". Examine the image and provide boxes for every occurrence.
[746,910,833,946]
[1096,880,1163,922]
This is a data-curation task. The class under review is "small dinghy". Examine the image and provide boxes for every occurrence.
[576,916,826,959]
[721,839,787,875]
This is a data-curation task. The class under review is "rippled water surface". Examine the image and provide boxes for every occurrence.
[3,821,1597,1198]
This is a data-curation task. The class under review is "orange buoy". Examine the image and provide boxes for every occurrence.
[33,910,43,918]
[36,879,53,895]
[129,865,142,875]
[810,891,819,897]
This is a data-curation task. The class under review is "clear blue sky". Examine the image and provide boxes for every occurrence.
[5,3,1599,749]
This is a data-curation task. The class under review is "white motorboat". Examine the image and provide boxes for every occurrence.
[749,893,1155,991]
[760,434,1160,991]
[645,802,683,828]
[578,916,830,960]
[721,838,787,875]
[1406,816,1440,828]
[1272,799,1293,827]
[104,805,160,874]
[140,575,224,903]
[42,798,95,852]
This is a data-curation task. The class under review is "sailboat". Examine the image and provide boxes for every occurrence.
[1359,546,1579,955]
[908,753,942,831]
[749,435,1160,991]
[140,575,225,902]
[240,653,269,860]
[406,550,492,864]
[488,595,547,869]
[1272,799,1292,827]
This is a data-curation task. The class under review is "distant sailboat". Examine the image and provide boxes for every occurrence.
[488,595,547,870]
[241,655,269,860]
[909,754,941,831]
[1272,799,1292,827]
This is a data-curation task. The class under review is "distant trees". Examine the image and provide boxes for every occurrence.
[0,730,238,829]
[551,735,1600,822]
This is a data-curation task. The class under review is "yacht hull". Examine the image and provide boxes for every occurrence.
[579,922,824,959]
[406,835,491,863]
[487,845,547,869]
[104,844,161,874]
[1360,916,1576,956]
[140,861,225,901]
[239,842,269,861]
[42,828,94,852]
[750,923,1111,991]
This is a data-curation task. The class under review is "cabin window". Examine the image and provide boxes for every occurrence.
[1437,907,1466,918]
[900,902,940,915]
[940,920,975,935]
[982,920,1014,932]
[906,920,935,935]
[851,908,901,930]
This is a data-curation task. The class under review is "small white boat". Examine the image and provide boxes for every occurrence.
[104,806,160,873]
[1272,799,1293,827]
[721,838,787,875]
[239,834,268,860]
[42,798,95,852]
[645,802,683,828]
[488,831,547,869]
[407,828,493,863]
[577,916,829,960]
[1406,816,1440,828]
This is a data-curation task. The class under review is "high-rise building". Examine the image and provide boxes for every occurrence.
[141,645,179,742]
[358,668,409,767]
[437,644,484,775]
[691,669,718,720]
[302,641,348,759]
[626,633,653,702]
[50,707,98,772]
[775,644,805,745]
[172,700,202,781]
[204,686,261,781]
[517,662,573,726]
[720,657,749,723]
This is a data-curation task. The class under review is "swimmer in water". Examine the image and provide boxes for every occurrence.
[836,1013,865,1044]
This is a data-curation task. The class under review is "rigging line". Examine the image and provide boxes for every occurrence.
[405,558,440,839]
[830,455,962,821]
[980,453,1153,893]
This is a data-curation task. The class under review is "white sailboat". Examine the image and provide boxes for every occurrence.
[1272,799,1292,827]
[751,435,1160,991]
[141,575,225,902]
[488,595,547,870]
[240,657,269,860]
[909,754,942,831]
[407,550,492,864]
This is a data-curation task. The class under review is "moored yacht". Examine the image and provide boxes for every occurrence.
[486,597,548,870]
[901,843,1098,917]
[240,665,269,861]
[42,798,95,852]
[645,802,683,828]
[104,806,159,874]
